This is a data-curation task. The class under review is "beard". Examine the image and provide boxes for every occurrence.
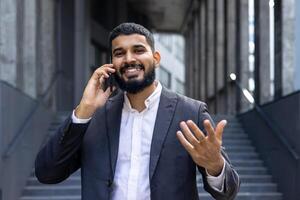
[114,63,156,94]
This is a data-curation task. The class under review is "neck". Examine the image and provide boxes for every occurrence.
[126,81,157,112]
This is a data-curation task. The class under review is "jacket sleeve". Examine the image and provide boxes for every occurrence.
[35,116,89,184]
[197,102,240,200]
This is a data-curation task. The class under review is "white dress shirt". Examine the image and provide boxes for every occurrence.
[72,82,225,200]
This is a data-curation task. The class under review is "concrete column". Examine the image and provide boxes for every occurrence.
[295,0,300,90]
[184,32,191,97]
[0,0,17,86]
[215,0,225,113]
[193,11,200,100]
[74,0,90,106]
[189,25,195,98]
[199,0,207,100]
[282,0,295,95]
[255,0,271,104]
[36,0,56,98]
[225,0,237,114]
[15,0,25,90]
[207,0,215,101]
[238,0,250,112]
[23,0,37,98]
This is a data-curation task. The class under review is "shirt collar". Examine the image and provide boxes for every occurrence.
[123,81,162,111]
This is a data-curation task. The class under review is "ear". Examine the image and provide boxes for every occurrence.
[153,51,161,68]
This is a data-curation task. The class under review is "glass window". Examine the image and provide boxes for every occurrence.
[175,78,185,95]
[158,66,171,89]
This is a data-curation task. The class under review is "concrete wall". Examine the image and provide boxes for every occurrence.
[0,0,56,99]
[0,81,54,200]
[238,91,300,199]
[295,0,300,90]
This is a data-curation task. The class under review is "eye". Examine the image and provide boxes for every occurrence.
[113,51,124,57]
[135,48,145,54]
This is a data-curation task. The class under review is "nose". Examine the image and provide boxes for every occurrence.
[124,52,136,63]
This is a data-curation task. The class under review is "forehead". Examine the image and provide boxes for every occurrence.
[111,34,150,50]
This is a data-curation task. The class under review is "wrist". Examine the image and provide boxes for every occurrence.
[75,103,97,119]
[206,157,224,176]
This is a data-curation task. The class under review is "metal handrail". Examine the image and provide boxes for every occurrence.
[2,71,63,159]
[232,76,300,160]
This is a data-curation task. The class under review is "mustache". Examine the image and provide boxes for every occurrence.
[120,63,144,74]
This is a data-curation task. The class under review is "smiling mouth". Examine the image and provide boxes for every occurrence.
[120,64,144,77]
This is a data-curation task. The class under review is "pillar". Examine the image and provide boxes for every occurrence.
[225,0,237,114]
[254,0,271,104]
[74,0,90,106]
[0,0,17,86]
[193,10,200,100]
[23,0,37,98]
[237,0,250,112]
[282,0,295,96]
[36,0,56,101]
[207,0,216,112]
[215,0,225,113]
[295,0,300,90]
[199,0,207,101]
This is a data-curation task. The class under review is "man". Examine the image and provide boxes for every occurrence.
[35,22,240,200]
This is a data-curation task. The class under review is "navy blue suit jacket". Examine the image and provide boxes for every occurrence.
[35,88,240,200]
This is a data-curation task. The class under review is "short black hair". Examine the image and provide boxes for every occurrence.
[108,22,155,53]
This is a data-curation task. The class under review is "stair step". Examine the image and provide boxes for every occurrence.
[223,134,249,139]
[27,177,81,186]
[198,174,273,183]
[223,139,252,145]
[235,166,268,175]
[197,183,278,192]
[230,159,264,167]
[226,152,259,159]
[20,195,81,200]
[22,185,81,196]
[198,192,282,200]
[20,114,283,200]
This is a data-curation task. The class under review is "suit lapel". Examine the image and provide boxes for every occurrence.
[105,91,124,178]
[149,88,178,180]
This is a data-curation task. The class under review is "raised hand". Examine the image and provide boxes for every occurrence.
[176,119,227,176]
[75,64,116,119]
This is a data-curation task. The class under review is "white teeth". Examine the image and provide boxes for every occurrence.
[126,67,140,72]
[128,68,136,72]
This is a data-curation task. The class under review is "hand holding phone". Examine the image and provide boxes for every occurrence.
[102,72,117,92]
[75,64,116,119]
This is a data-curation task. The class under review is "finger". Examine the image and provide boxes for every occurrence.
[94,65,115,78]
[104,66,116,73]
[99,75,105,86]
[100,63,114,69]
[179,121,200,146]
[104,86,113,95]
[215,120,227,141]
[92,68,107,80]
[186,120,206,141]
[176,131,195,154]
[203,119,216,142]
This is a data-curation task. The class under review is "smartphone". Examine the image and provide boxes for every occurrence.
[102,72,117,92]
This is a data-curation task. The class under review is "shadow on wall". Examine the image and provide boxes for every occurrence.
[238,90,300,200]
[0,81,54,200]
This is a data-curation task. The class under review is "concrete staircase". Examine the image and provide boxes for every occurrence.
[19,114,283,200]
[197,115,283,200]
[19,112,82,200]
